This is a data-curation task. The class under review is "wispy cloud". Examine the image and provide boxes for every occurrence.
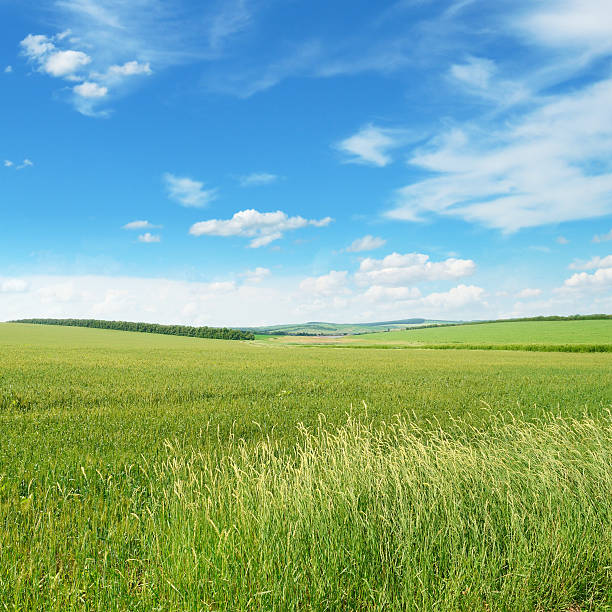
[239,172,279,187]
[336,125,408,167]
[4,158,33,170]
[345,235,386,253]
[122,220,161,230]
[164,173,217,208]
[4,65,13,74]
[593,229,612,243]
[387,73,612,231]
[189,209,333,248]
[516,288,542,299]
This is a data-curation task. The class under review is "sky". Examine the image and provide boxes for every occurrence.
[1,0,612,327]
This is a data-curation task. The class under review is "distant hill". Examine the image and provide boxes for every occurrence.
[241,318,457,336]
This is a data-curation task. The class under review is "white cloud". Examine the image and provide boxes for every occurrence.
[0,278,29,293]
[562,267,612,289]
[593,229,612,243]
[420,284,486,309]
[299,271,350,297]
[517,0,612,57]
[239,173,279,187]
[5,159,33,170]
[164,173,217,208]
[450,56,496,90]
[364,285,421,302]
[336,125,406,167]
[20,34,55,59]
[74,81,108,98]
[106,61,152,77]
[19,28,154,116]
[355,252,475,286]
[44,49,91,77]
[138,232,161,243]
[242,267,271,283]
[16,159,33,170]
[122,220,160,230]
[189,209,333,248]
[557,236,569,245]
[388,71,612,231]
[346,235,386,253]
[516,288,542,299]
[4,66,13,74]
[569,255,612,270]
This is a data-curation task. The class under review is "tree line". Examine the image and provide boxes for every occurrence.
[12,318,255,341]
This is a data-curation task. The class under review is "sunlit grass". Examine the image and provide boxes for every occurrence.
[1,323,611,609]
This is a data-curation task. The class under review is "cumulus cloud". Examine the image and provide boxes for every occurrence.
[239,172,279,187]
[4,160,13,167]
[299,271,350,296]
[44,49,91,77]
[420,284,486,309]
[4,66,13,73]
[336,124,407,167]
[593,229,612,243]
[355,252,476,286]
[345,235,386,253]
[189,209,333,248]
[569,255,612,270]
[0,278,29,293]
[122,220,160,230]
[164,173,217,208]
[516,288,542,298]
[19,31,153,116]
[74,81,108,98]
[138,232,161,243]
[562,267,612,289]
[557,236,569,245]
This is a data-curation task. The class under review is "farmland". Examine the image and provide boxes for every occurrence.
[265,319,612,351]
[1,322,611,610]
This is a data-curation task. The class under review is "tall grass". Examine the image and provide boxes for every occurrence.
[3,411,611,610]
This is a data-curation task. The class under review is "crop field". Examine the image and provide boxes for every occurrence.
[1,322,611,610]
[266,319,612,351]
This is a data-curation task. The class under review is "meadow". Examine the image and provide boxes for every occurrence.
[266,319,612,352]
[1,322,611,610]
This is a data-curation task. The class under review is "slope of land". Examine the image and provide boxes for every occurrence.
[1,323,611,610]
[244,318,454,335]
[265,319,612,351]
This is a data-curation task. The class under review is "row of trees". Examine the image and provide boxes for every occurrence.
[13,318,255,341]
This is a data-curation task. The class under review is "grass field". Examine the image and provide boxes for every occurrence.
[1,322,611,610]
[265,319,612,351]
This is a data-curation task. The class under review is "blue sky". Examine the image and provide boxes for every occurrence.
[1,0,611,326]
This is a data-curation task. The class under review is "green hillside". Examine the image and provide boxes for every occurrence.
[1,323,611,609]
[267,319,612,351]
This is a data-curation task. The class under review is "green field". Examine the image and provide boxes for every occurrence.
[1,322,611,610]
[266,319,612,351]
